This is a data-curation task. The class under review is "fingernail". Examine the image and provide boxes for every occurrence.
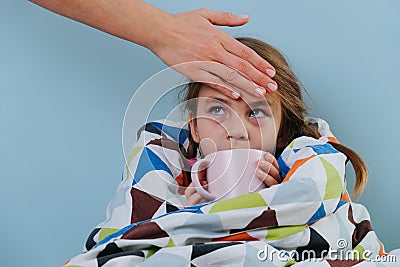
[255,87,266,96]
[231,91,240,99]
[266,68,275,77]
[267,83,277,91]
[238,14,249,20]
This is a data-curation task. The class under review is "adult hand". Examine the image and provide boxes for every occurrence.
[28,1,277,98]
[150,8,278,99]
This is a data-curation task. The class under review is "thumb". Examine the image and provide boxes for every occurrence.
[196,8,249,26]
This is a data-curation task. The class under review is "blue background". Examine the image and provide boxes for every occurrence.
[1,1,399,266]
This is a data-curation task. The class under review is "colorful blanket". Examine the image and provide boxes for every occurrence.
[64,118,399,266]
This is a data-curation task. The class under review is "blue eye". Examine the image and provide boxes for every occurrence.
[249,109,267,118]
[210,106,225,115]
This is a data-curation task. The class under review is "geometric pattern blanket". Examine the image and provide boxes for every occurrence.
[63,118,399,266]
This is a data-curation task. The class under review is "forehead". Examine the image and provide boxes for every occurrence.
[197,85,280,110]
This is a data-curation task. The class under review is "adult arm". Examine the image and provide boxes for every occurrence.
[28,0,277,98]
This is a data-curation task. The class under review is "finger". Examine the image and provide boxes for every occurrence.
[185,193,208,207]
[257,160,280,182]
[200,180,208,188]
[263,152,279,170]
[197,162,208,184]
[219,50,278,94]
[184,183,196,198]
[198,61,267,97]
[189,68,242,99]
[222,37,276,77]
[272,156,280,171]
[185,180,208,200]
[257,160,280,183]
[255,168,279,187]
[220,39,278,90]
[195,8,249,26]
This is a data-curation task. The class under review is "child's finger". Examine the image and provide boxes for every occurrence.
[200,180,208,188]
[255,167,279,187]
[185,182,208,201]
[272,157,279,171]
[197,162,208,184]
[257,159,280,182]
[185,193,208,207]
[184,182,196,199]
[263,152,279,170]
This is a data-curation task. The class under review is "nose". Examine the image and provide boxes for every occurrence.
[225,119,249,141]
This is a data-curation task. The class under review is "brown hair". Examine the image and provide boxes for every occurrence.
[182,37,367,198]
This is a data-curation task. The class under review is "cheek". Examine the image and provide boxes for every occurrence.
[197,118,224,136]
[196,119,225,154]
[255,119,279,152]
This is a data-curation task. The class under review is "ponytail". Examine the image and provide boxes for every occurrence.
[329,142,368,199]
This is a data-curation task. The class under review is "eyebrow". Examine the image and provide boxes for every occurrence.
[249,100,274,108]
[204,97,274,108]
[204,97,229,105]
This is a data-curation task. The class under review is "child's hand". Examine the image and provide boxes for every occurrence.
[256,152,281,187]
[184,182,209,207]
[185,162,209,207]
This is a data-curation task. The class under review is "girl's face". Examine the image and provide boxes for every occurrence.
[189,85,282,156]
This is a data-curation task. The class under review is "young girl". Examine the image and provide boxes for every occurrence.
[181,36,368,206]
[65,38,396,266]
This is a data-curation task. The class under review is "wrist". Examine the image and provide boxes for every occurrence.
[114,0,174,53]
[144,12,175,56]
